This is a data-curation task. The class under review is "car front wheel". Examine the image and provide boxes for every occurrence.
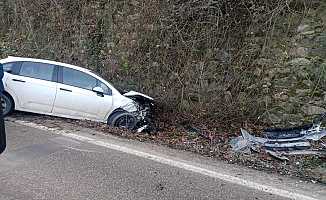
[108,111,137,130]
[1,94,14,117]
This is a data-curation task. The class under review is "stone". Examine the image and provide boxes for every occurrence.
[297,71,309,79]
[273,77,293,88]
[281,114,304,126]
[263,96,272,105]
[268,113,282,124]
[130,0,140,6]
[302,80,313,87]
[254,68,263,76]
[287,58,312,68]
[276,67,291,74]
[253,58,275,68]
[323,93,326,102]
[309,33,326,58]
[287,58,314,80]
[238,92,247,105]
[279,102,297,113]
[297,24,310,33]
[224,91,232,103]
[310,100,324,106]
[295,89,311,97]
[262,87,270,94]
[262,82,271,88]
[180,100,191,111]
[301,105,326,115]
[273,92,288,101]
[310,167,326,184]
[214,48,231,64]
[279,94,289,101]
[289,47,308,58]
[289,97,300,103]
[315,33,326,48]
[301,30,316,35]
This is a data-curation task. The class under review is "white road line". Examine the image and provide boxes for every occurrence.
[11,119,320,200]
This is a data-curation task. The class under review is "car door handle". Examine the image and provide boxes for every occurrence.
[12,79,26,83]
[60,88,72,92]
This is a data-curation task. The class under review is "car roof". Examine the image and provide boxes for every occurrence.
[1,56,120,94]
[1,56,91,73]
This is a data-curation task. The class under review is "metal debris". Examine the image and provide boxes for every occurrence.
[230,113,326,160]
[137,125,148,133]
[266,150,290,161]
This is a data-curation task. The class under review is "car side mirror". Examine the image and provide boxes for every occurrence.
[92,86,104,93]
[92,87,104,97]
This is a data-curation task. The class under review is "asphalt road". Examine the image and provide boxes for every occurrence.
[0,121,323,200]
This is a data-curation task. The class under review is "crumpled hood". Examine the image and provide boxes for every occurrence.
[123,91,154,101]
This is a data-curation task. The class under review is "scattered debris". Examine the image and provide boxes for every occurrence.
[230,113,326,160]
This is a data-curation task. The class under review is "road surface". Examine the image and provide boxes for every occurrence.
[0,121,324,200]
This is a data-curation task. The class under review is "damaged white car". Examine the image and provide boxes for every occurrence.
[0,56,154,130]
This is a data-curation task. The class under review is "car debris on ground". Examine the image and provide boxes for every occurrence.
[230,113,326,161]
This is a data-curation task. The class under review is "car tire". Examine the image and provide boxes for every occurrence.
[107,111,137,130]
[1,94,14,117]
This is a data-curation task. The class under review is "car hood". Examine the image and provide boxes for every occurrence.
[123,91,154,102]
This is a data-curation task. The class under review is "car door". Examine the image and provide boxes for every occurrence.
[5,61,58,114]
[52,66,113,121]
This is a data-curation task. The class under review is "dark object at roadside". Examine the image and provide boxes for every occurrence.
[0,62,6,154]
[182,124,210,139]
[0,97,6,154]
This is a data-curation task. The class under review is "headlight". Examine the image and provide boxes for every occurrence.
[121,102,138,112]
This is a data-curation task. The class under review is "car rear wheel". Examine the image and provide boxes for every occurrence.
[1,94,14,116]
[108,111,137,130]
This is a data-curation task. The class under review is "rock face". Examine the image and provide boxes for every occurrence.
[260,2,326,126]
[301,105,326,115]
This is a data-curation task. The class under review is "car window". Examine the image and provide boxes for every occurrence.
[20,62,55,81]
[62,67,97,90]
[97,80,112,95]
[2,62,22,75]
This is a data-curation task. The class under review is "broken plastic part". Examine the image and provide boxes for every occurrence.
[266,150,290,161]
[230,126,326,158]
[264,141,311,149]
[137,125,148,133]
[234,112,326,158]
[229,136,252,153]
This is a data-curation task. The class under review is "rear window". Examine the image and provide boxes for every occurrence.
[2,62,22,74]
[19,62,55,81]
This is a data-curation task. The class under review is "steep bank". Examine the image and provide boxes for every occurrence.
[1,1,325,126]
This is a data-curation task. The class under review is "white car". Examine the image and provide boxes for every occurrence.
[0,56,154,130]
